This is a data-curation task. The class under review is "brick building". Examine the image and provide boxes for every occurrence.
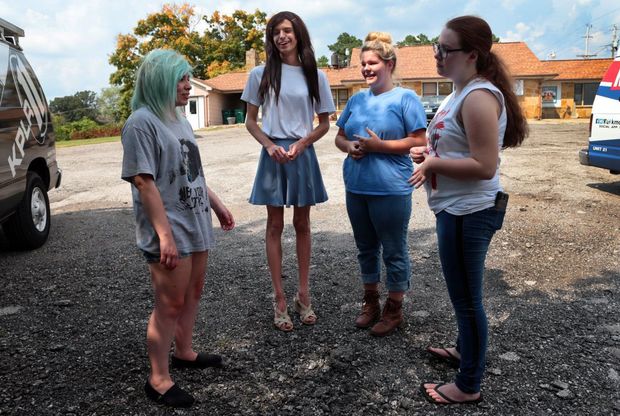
[187,42,612,128]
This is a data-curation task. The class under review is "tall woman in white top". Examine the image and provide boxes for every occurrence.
[242,11,335,331]
[410,16,527,405]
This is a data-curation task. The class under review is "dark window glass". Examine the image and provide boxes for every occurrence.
[438,82,453,95]
[574,83,598,106]
[422,82,437,96]
[574,84,583,105]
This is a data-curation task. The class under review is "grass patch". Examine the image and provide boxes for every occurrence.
[56,136,121,148]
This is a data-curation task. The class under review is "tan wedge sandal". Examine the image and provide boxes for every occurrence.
[273,304,294,332]
[293,293,317,325]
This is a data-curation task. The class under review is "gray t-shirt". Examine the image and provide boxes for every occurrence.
[121,107,215,254]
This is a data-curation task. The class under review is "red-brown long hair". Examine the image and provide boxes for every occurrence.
[446,16,528,148]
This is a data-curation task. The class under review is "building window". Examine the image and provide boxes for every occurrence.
[574,83,598,106]
[331,89,349,110]
[438,82,453,95]
[422,82,437,96]
[189,100,197,114]
[423,81,453,96]
[514,79,524,96]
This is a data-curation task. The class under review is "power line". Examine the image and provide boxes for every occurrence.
[537,4,620,58]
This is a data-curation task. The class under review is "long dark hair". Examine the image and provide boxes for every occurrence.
[258,11,320,106]
[446,16,528,148]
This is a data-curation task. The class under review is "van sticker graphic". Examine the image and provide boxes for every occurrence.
[6,51,49,177]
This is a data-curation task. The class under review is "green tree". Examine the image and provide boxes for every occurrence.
[317,55,329,67]
[202,9,266,70]
[97,86,123,123]
[109,4,267,119]
[328,33,363,66]
[49,90,99,122]
[109,3,203,120]
[397,34,437,46]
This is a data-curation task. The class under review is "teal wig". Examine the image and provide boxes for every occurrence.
[131,49,192,121]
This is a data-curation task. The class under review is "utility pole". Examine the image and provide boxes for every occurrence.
[577,24,596,59]
[612,24,618,58]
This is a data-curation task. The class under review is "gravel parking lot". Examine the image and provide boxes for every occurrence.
[0,121,618,415]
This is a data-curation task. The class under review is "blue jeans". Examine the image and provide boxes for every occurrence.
[435,206,505,393]
[346,192,412,292]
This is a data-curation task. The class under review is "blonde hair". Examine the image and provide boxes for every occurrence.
[361,32,397,73]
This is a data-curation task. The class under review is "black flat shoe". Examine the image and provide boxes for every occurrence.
[144,380,194,408]
[171,352,226,369]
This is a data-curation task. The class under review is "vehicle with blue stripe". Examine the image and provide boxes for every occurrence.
[579,58,620,174]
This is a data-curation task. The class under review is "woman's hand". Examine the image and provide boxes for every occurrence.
[410,146,428,164]
[287,139,308,161]
[158,234,178,270]
[214,205,235,231]
[355,127,383,153]
[409,154,435,188]
[346,141,366,160]
[267,144,289,164]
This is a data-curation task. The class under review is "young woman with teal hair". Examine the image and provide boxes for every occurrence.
[121,48,235,408]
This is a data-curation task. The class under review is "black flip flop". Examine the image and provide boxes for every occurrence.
[426,346,461,367]
[420,382,483,405]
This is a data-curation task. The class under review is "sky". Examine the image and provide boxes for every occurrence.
[2,0,620,100]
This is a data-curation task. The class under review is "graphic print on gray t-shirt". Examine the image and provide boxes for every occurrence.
[175,138,208,213]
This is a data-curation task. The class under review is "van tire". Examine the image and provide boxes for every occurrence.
[5,172,51,249]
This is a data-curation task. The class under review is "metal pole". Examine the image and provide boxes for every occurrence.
[612,25,618,58]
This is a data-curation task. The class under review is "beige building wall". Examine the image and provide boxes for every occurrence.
[518,80,542,119]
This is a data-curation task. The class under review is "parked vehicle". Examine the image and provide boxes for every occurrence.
[0,18,61,249]
[579,56,620,174]
[420,95,446,124]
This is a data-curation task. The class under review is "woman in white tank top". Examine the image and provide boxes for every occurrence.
[410,16,528,405]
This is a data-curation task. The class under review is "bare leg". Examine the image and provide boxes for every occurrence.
[266,206,287,315]
[146,257,192,394]
[293,206,311,306]
[173,251,208,360]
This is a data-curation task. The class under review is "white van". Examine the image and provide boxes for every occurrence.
[0,18,61,249]
[579,56,620,174]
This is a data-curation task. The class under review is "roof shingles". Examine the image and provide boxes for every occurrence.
[204,42,610,92]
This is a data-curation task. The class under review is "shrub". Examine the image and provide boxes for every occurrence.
[70,124,123,140]
[52,116,122,141]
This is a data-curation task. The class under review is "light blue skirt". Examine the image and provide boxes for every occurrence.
[249,139,328,207]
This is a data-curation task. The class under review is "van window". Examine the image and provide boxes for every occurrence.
[574,82,598,106]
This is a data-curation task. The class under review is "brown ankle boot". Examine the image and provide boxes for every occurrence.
[354,289,381,328]
[370,297,403,337]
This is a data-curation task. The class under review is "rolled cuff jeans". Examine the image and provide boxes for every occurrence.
[346,192,412,292]
[435,206,506,394]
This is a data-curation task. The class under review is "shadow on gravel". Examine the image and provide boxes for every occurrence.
[0,207,618,415]
[587,180,620,197]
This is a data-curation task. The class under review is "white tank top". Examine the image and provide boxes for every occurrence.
[425,78,507,215]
